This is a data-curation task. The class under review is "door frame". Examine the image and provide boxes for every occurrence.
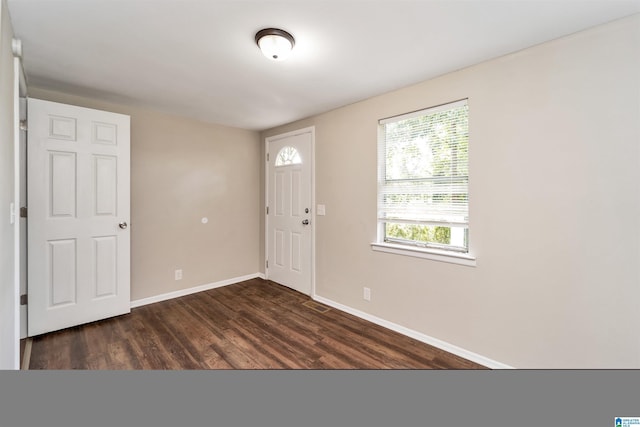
[264,126,316,297]
[13,55,27,368]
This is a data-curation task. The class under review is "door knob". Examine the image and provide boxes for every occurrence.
[302,219,309,225]
[119,222,128,230]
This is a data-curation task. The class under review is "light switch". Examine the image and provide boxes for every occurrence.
[317,204,326,216]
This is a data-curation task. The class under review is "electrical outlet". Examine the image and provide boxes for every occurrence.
[363,287,371,301]
[175,269,183,280]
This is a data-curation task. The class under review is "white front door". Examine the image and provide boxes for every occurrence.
[266,128,313,295]
[27,98,131,336]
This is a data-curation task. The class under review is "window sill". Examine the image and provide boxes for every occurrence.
[370,242,477,267]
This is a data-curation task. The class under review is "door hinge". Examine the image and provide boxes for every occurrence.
[20,294,27,305]
[20,207,27,218]
[19,120,27,132]
[266,260,269,269]
[267,153,270,162]
[266,206,269,215]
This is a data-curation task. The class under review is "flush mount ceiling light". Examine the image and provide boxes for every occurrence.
[255,28,295,61]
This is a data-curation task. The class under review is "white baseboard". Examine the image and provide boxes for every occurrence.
[257,272,266,280]
[130,273,262,308]
[313,295,514,370]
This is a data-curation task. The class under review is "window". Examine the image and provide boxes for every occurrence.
[275,146,302,166]
[376,99,469,257]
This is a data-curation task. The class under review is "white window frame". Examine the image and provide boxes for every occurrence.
[371,99,476,267]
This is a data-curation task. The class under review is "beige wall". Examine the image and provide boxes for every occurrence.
[262,15,640,368]
[29,88,262,301]
[0,0,16,369]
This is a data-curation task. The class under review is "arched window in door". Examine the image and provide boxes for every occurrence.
[275,146,302,166]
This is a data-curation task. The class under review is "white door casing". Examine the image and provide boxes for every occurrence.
[16,58,27,341]
[27,98,131,336]
[11,56,26,368]
[266,128,314,295]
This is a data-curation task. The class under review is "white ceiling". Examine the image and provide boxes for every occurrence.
[7,0,640,131]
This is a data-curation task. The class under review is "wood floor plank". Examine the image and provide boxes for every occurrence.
[68,327,90,370]
[231,311,321,368]
[123,315,173,370]
[200,345,234,369]
[136,305,204,370]
[105,340,142,370]
[28,278,487,370]
[86,353,109,370]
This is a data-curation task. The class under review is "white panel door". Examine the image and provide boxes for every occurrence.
[266,129,313,295]
[27,98,131,336]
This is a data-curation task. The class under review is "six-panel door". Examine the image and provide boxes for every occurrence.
[27,98,131,336]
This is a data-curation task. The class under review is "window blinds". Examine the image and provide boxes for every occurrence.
[378,99,468,228]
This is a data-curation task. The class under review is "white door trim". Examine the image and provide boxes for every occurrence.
[265,126,315,297]
[12,56,26,369]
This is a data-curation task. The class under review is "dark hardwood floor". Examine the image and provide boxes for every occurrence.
[28,278,487,370]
